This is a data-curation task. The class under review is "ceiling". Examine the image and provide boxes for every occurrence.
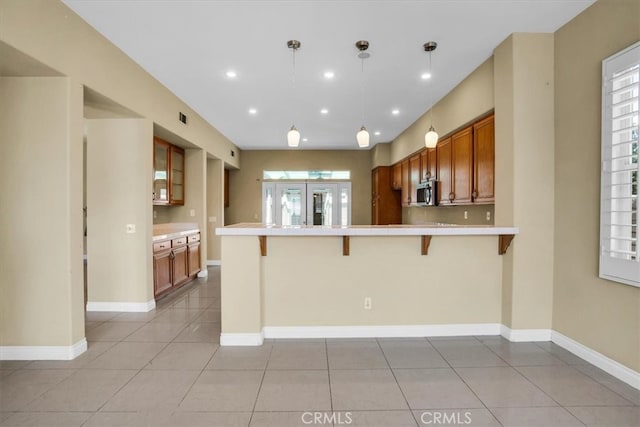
[63,0,595,150]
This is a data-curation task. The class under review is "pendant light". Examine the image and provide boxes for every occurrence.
[423,41,439,148]
[287,40,301,147]
[355,40,370,148]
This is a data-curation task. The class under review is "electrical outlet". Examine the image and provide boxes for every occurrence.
[190,209,196,217]
[464,211,468,220]
[126,224,136,234]
[486,211,491,221]
[209,216,217,223]
[153,211,157,219]
[364,297,372,310]
[254,213,258,220]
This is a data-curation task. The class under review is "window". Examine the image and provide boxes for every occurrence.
[263,170,350,180]
[600,41,640,287]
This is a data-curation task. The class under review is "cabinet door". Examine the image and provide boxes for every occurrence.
[401,159,410,207]
[153,249,172,296]
[473,115,495,203]
[427,148,437,180]
[172,245,189,286]
[409,154,420,206]
[153,139,170,205]
[437,137,452,205]
[188,242,201,277]
[420,150,429,182]
[392,163,402,190]
[371,168,380,225]
[451,127,473,204]
[169,146,185,205]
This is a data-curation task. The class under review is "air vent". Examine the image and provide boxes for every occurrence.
[178,112,188,125]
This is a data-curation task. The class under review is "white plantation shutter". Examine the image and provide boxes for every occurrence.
[600,41,640,287]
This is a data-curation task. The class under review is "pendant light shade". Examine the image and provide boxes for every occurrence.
[423,41,438,148]
[357,126,370,148]
[287,125,300,147]
[425,125,439,148]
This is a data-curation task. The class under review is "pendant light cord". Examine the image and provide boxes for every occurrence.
[428,50,434,125]
[361,56,365,126]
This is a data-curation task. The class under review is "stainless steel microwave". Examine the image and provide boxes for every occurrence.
[416,179,437,206]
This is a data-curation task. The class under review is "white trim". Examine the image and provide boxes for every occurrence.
[263,323,501,339]
[220,332,264,346]
[197,270,208,278]
[500,325,552,342]
[0,338,87,360]
[86,299,156,312]
[551,330,640,390]
[207,260,221,266]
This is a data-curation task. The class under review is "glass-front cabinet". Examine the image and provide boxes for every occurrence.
[153,137,185,206]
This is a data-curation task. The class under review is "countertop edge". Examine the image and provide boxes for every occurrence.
[153,229,200,242]
[215,226,519,237]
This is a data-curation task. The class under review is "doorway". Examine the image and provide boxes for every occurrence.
[262,182,351,226]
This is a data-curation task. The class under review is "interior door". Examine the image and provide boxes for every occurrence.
[306,183,338,226]
[275,183,307,225]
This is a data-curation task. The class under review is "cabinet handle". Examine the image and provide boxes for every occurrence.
[472,190,478,200]
[169,251,175,259]
[449,192,454,202]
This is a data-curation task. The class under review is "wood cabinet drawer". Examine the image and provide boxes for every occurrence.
[153,241,171,252]
[172,237,187,247]
[188,233,200,243]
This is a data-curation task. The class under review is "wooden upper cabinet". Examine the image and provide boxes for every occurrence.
[169,146,185,205]
[153,138,170,205]
[392,163,402,190]
[401,159,410,207]
[472,115,495,203]
[153,137,185,206]
[420,150,429,182]
[409,154,420,206]
[420,148,437,182]
[451,126,474,204]
[436,137,452,205]
[371,166,401,225]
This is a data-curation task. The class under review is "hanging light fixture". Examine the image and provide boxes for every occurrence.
[287,40,301,147]
[423,41,439,148]
[355,40,370,148]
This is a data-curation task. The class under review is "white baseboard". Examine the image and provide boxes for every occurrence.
[197,270,208,278]
[551,330,640,390]
[263,323,501,339]
[86,299,156,312]
[220,332,264,346]
[207,260,221,266]
[0,338,87,360]
[501,325,552,342]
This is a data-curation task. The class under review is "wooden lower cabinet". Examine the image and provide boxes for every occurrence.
[153,248,172,296]
[371,166,401,225]
[153,231,201,298]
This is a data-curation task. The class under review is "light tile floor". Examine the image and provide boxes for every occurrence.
[1,267,639,426]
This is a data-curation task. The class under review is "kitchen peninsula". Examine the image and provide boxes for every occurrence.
[216,223,518,345]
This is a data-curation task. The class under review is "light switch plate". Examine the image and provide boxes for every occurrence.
[126,224,136,234]
[189,209,196,217]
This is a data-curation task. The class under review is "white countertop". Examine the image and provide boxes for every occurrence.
[216,223,519,236]
[153,223,200,242]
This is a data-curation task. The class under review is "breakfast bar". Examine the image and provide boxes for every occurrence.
[216,223,518,345]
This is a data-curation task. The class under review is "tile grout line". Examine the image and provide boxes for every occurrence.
[247,343,274,426]
[374,338,420,427]
[427,338,504,427]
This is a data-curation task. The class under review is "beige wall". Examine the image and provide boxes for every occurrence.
[86,119,154,304]
[221,235,502,334]
[495,33,556,330]
[553,0,640,371]
[391,58,494,164]
[0,77,85,347]
[0,0,239,169]
[226,150,372,225]
[405,205,495,226]
[207,159,225,261]
[370,142,391,168]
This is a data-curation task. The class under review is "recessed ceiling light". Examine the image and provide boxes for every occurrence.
[374,131,381,136]
[320,108,329,114]
[392,109,400,115]
[421,72,432,80]
[248,108,257,115]
[323,71,335,79]
[225,70,237,78]
[302,138,308,142]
